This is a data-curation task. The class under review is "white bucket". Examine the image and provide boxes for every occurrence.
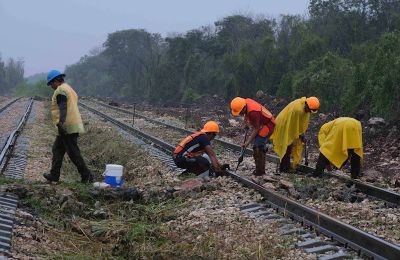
[103,164,124,188]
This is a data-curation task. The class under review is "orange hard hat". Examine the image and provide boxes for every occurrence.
[230,97,246,116]
[306,97,320,112]
[201,121,220,133]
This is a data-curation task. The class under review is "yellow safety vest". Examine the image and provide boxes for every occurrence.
[51,83,84,134]
[318,117,363,168]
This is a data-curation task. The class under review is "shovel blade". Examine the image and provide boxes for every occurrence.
[238,155,244,164]
[235,156,244,172]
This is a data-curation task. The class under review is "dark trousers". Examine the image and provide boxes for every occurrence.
[173,155,210,175]
[50,133,91,180]
[314,150,361,178]
[280,144,292,172]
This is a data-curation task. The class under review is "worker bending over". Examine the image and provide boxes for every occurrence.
[314,117,363,179]
[173,121,222,177]
[271,97,319,173]
[230,97,275,176]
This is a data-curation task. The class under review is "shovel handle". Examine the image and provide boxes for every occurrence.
[235,128,249,172]
[304,138,309,166]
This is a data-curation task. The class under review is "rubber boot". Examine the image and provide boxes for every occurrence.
[349,150,361,179]
[280,145,292,172]
[313,153,328,177]
[43,172,60,183]
[253,148,259,175]
[81,172,94,184]
[253,147,266,176]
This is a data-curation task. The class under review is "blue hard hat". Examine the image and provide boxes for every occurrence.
[47,70,65,86]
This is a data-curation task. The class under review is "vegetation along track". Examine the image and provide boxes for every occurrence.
[0,98,34,254]
[0,97,21,115]
[82,99,400,206]
[80,101,400,259]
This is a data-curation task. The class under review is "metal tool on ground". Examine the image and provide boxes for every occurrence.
[235,128,249,173]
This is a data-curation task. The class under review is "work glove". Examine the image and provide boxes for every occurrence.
[221,164,230,170]
[57,122,67,136]
[213,164,230,177]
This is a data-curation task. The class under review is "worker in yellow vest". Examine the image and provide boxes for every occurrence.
[270,97,319,173]
[230,97,276,176]
[314,117,363,179]
[173,121,223,177]
[43,70,93,183]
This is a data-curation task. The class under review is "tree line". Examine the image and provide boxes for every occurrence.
[0,56,24,95]
[17,0,400,122]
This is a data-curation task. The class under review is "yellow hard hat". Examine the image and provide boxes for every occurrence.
[201,121,220,133]
[230,97,246,116]
[306,96,320,112]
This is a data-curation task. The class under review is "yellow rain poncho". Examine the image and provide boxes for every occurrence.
[271,97,310,168]
[318,117,363,168]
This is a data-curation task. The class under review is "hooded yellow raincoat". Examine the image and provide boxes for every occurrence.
[318,117,363,168]
[270,97,310,168]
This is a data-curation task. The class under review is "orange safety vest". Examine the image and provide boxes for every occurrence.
[245,98,276,137]
[174,131,206,158]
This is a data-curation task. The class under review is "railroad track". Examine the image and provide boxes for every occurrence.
[0,98,34,254]
[82,99,400,206]
[80,101,400,259]
[0,98,21,115]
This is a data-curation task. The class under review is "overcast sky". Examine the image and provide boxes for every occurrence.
[0,0,309,77]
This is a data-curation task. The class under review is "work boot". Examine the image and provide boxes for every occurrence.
[313,153,328,177]
[43,173,60,183]
[253,147,266,176]
[279,145,292,172]
[349,150,361,179]
[81,172,94,184]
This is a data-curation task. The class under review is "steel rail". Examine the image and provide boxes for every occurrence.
[228,171,400,259]
[0,97,22,115]
[81,101,400,259]
[0,98,34,172]
[85,99,400,205]
[79,103,174,154]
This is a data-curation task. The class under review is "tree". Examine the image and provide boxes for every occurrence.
[0,56,24,95]
[364,32,400,119]
[103,29,162,99]
[292,52,354,112]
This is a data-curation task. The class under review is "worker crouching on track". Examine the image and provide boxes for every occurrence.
[43,70,93,184]
[314,117,363,179]
[173,121,223,177]
[271,97,319,173]
[230,97,276,176]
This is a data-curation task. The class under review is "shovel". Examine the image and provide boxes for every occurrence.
[304,137,309,166]
[235,128,249,172]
